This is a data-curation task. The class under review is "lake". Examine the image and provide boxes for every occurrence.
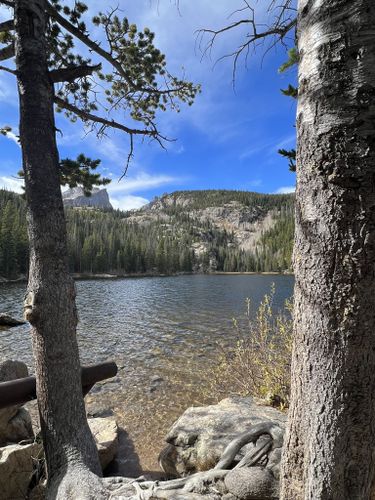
[0,274,294,473]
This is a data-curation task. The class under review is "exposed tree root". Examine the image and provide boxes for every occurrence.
[41,422,283,499]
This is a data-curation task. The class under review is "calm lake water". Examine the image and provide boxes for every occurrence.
[0,274,294,472]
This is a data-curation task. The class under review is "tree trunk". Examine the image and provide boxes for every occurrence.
[281,1,375,498]
[14,0,102,495]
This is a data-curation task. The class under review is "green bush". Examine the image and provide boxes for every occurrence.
[207,285,293,409]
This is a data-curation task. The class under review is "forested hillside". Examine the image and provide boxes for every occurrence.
[0,189,294,279]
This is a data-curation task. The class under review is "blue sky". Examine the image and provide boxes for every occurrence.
[0,1,296,210]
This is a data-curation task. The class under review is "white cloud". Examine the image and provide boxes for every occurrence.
[107,172,183,194]
[2,129,20,146]
[0,176,24,193]
[107,171,185,210]
[275,186,295,194]
[111,195,149,211]
[274,134,296,151]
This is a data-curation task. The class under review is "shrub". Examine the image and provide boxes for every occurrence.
[206,285,293,409]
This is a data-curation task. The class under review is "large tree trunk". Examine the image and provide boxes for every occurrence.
[14,0,103,495]
[281,1,375,498]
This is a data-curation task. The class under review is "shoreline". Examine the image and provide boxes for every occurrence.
[0,270,294,284]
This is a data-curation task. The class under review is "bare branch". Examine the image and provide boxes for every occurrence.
[0,43,14,61]
[49,63,101,83]
[54,95,159,137]
[0,19,14,31]
[197,0,296,86]
[0,64,16,75]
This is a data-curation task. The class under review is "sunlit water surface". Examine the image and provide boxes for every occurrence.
[0,274,294,472]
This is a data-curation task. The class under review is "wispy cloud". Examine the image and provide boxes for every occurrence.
[0,176,23,193]
[107,172,186,209]
[274,134,296,151]
[107,173,184,194]
[2,129,20,146]
[275,185,295,194]
[111,195,149,211]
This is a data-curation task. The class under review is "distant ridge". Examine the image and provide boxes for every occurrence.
[0,188,294,280]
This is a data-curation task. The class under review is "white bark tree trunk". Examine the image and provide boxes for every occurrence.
[281,1,375,498]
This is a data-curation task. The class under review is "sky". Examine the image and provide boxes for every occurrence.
[0,1,297,210]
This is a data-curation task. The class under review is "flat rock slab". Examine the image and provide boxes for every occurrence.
[0,314,26,327]
[88,416,119,470]
[165,396,286,474]
[0,442,41,499]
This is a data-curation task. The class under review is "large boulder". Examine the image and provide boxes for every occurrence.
[0,360,34,445]
[0,442,41,499]
[88,416,119,470]
[0,313,26,327]
[163,397,286,475]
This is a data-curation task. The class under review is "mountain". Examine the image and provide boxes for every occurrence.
[0,189,294,280]
[62,187,112,209]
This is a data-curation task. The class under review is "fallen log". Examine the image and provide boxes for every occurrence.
[0,361,118,409]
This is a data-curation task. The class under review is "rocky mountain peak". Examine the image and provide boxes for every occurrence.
[62,187,112,210]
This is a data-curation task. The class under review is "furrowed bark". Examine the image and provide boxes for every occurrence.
[14,0,102,492]
[281,1,375,498]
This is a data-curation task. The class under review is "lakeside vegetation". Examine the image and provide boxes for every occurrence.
[0,188,294,280]
[203,286,293,409]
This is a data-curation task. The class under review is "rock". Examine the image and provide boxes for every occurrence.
[0,442,41,499]
[224,466,279,500]
[29,481,46,500]
[63,187,112,209]
[164,396,286,474]
[0,313,26,327]
[266,448,282,480]
[0,360,34,445]
[86,405,114,418]
[2,408,34,445]
[88,417,118,470]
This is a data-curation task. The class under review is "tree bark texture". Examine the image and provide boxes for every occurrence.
[14,0,102,491]
[281,1,375,499]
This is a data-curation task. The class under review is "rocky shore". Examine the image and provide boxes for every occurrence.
[0,356,286,500]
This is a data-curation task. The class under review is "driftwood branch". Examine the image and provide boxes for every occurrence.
[0,361,118,409]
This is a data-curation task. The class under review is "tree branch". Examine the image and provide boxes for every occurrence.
[0,43,14,61]
[0,64,16,75]
[0,19,14,31]
[45,2,132,85]
[54,96,158,137]
[45,1,185,97]
[49,63,101,83]
[0,1,14,7]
